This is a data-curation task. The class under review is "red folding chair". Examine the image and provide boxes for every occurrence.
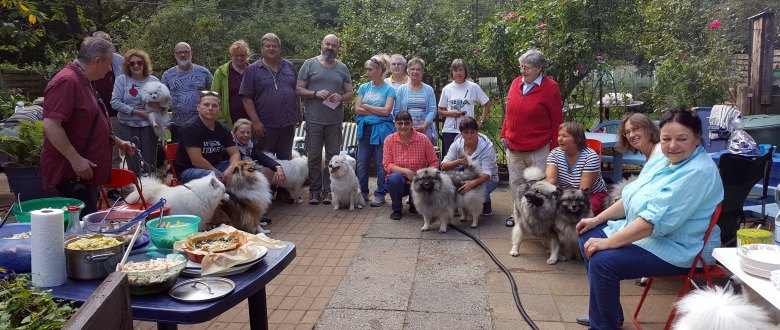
[164,143,180,186]
[632,204,727,330]
[98,168,166,218]
[586,138,602,157]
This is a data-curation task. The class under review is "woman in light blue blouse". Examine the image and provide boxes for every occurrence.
[355,54,396,207]
[393,57,437,146]
[574,108,723,330]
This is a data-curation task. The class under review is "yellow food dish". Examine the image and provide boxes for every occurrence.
[67,236,122,250]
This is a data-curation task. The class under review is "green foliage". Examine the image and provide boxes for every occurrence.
[0,120,44,167]
[0,273,78,329]
[0,89,29,120]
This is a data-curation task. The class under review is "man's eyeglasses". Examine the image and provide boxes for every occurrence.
[128,61,144,67]
[623,126,644,137]
[395,121,412,127]
[520,65,537,71]
[200,90,219,97]
[175,51,192,55]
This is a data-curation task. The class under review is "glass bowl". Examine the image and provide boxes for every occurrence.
[104,249,187,295]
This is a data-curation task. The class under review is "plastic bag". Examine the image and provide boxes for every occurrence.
[728,130,758,155]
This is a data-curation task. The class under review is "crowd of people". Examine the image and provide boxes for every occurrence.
[40,32,723,330]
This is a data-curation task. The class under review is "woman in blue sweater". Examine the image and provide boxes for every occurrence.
[393,57,438,146]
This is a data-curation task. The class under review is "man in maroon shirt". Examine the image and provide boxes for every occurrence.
[41,37,136,217]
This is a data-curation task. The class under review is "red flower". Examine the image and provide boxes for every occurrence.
[709,20,721,29]
[472,49,479,55]
[518,15,526,21]
[595,55,604,61]
[538,23,547,29]
[502,11,516,21]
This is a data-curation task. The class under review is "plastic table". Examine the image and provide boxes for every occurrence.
[585,132,624,182]
[48,242,296,330]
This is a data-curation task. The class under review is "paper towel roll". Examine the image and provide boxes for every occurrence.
[31,208,66,287]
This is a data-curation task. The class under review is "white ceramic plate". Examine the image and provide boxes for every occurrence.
[740,261,772,278]
[739,244,780,269]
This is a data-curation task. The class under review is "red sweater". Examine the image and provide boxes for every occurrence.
[501,75,563,151]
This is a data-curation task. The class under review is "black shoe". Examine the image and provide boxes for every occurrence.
[276,189,295,204]
[390,210,402,220]
[481,201,493,216]
[408,203,417,214]
[575,315,623,328]
[505,216,515,227]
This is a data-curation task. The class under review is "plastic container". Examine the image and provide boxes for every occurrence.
[743,115,780,149]
[0,223,32,273]
[104,249,187,295]
[147,215,200,249]
[13,198,85,223]
[82,210,145,236]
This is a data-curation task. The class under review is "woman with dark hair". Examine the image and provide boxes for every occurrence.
[441,116,499,216]
[110,48,160,176]
[574,108,723,329]
[437,59,491,155]
[382,110,439,220]
[545,122,608,214]
[616,113,661,160]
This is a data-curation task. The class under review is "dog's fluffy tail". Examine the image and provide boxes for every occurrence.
[674,286,777,330]
[523,167,545,182]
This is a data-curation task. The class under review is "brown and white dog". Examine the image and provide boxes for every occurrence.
[211,161,273,234]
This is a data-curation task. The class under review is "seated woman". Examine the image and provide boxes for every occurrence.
[616,113,661,160]
[545,122,608,214]
[440,117,499,216]
[575,108,723,329]
[382,110,440,220]
[231,118,286,187]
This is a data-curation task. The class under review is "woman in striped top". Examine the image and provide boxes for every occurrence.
[545,122,608,214]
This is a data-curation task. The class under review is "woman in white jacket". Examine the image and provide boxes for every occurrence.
[441,116,499,216]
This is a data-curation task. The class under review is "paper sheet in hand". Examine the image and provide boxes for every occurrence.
[322,98,340,110]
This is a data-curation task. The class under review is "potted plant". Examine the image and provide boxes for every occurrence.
[0,120,55,201]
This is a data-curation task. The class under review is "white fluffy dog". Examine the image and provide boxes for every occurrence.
[328,154,364,210]
[674,285,777,330]
[140,81,172,143]
[125,173,228,228]
[266,150,309,204]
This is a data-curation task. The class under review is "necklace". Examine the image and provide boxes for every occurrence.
[262,60,279,90]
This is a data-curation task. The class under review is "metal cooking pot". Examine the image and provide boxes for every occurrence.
[65,234,124,280]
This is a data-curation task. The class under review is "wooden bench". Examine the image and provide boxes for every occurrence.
[293,121,358,156]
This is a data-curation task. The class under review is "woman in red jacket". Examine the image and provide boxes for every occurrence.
[500,49,563,226]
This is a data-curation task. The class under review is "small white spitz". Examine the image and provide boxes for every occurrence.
[328,154,364,210]
[265,150,309,204]
[140,81,172,144]
[674,285,777,330]
[125,173,228,228]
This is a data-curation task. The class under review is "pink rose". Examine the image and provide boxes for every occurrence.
[472,49,479,55]
[502,11,516,21]
[518,15,526,21]
[709,20,721,29]
[595,55,604,61]
[538,23,547,29]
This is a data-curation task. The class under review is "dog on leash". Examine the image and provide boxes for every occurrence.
[126,173,228,228]
[509,167,564,264]
[212,160,273,234]
[328,154,364,210]
[140,81,172,144]
[266,150,309,204]
[555,188,592,261]
[411,167,457,233]
[446,161,486,228]
[674,284,777,330]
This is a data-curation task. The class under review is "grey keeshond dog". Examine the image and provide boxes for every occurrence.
[445,161,486,228]
[411,167,457,233]
[509,167,566,265]
[556,188,593,261]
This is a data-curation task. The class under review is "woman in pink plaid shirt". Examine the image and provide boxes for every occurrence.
[382,110,440,220]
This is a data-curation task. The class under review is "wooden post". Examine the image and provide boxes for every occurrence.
[748,12,777,115]
[737,83,751,114]
[63,272,133,330]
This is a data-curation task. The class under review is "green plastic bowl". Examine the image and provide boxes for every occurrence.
[147,215,201,249]
[13,198,85,223]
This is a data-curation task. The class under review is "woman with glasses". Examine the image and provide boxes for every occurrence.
[393,57,438,146]
[355,54,396,207]
[211,40,251,129]
[616,113,661,161]
[382,111,440,220]
[545,122,608,214]
[110,49,160,176]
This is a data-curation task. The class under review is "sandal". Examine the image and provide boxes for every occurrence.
[505,216,515,227]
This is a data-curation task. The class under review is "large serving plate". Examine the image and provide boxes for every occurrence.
[181,246,268,278]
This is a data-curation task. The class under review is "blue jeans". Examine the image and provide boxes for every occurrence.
[483,180,498,202]
[179,161,230,183]
[385,173,412,212]
[578,224,689,330]
[357,125,387,197]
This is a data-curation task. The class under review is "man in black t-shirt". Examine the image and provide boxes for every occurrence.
[174,91,240,183]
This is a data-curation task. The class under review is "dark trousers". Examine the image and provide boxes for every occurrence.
[257,125,296,160]
[441,132,458,157]
[56,181,99,219]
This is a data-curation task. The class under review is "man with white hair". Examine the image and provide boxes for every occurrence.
[41,36,136,217]
[162,42,213,142]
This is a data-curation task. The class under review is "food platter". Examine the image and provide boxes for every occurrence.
[181,246,267,278]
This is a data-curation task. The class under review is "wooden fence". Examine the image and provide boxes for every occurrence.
[0,70,48,98]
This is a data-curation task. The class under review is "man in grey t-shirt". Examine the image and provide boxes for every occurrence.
[161,42,214,142]
[295,34,354,205]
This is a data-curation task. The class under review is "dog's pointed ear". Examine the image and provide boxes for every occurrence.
[210,176,221,187]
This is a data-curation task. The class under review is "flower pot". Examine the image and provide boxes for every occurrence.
[3,166,56,201]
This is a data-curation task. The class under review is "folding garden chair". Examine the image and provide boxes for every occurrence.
[98,168,166,218]
[164,143,180,186]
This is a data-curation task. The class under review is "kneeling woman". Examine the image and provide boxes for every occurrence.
[575,108,723,329]
[440,117,499,216]
[545,122,608,214]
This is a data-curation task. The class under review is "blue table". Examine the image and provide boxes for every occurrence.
[586,132,623,182]
[48,242,296,330]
